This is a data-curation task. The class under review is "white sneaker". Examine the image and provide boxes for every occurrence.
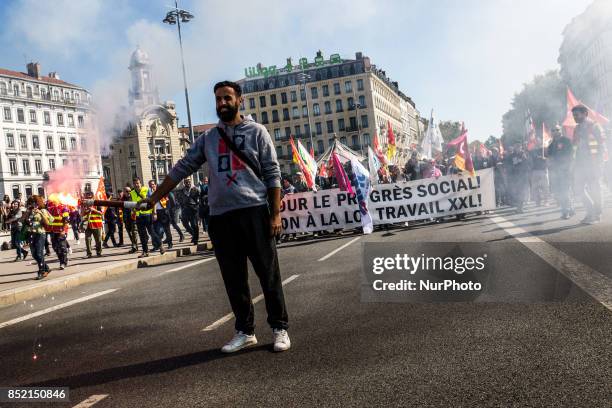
[76,240,80,245]
[220,331,257,353]
[272,329,291,352]
[59,264,65,270]
[68,247,73,254]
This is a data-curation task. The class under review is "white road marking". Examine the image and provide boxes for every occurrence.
[202,274,300,331]
[318,237,361,261]
[157,257,216,276]
[490,215,612,311]
[72,394,109,407]
[0,289,118,330]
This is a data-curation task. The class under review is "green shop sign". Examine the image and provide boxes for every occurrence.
[244,52,343,79]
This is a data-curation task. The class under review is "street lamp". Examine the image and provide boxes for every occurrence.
[297,71,314,157]
[163,0,197,183]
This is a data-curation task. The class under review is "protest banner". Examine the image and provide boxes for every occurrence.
[280,168,495,233]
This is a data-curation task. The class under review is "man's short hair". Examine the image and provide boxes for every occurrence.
[214,81,242,96]
[132,176,141,182]
[571,104,588,114]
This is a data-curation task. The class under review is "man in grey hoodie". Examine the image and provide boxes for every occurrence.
[143,81,290,353]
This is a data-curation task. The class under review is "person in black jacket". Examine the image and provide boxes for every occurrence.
[166,190,184,243]
[547,125,575,219]
[176,178,200,244]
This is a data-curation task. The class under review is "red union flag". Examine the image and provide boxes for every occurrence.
[447,130,475,176]
[563,87,609,139]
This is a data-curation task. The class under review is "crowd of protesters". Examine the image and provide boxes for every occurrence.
[1,176,211,280]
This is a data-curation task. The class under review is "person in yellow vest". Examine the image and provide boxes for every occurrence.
[81,193,104,258]
[130,177,163,258]
[148,180,173,249]
[572,104,606,224]
[47,199,70,269]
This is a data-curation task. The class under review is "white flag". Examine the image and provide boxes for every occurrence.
[350,158,373,234]
[367,147,381,184]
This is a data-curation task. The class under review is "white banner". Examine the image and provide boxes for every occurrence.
[280,168,495,233]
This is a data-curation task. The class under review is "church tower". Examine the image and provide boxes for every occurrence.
[128,46,160,112]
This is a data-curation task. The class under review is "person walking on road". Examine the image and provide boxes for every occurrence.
[25,195,52,279]
[142,81,290,353]
[547,125,575,219]
[81,196,104,258]
[177,178,200,244]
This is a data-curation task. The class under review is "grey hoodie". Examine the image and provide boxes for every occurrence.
[168,117,281,216]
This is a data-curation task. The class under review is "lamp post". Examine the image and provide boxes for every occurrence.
[163,1,197,183]
[297,71,314,156]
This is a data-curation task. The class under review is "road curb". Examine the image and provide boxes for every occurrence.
[0,243,211,309]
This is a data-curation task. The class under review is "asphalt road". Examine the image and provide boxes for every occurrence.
[0,201,611,408]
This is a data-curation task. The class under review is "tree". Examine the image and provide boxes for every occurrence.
[438,121,463,143]
[502,70,566,146]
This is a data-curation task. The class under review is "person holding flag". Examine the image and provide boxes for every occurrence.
[547,125,575,219]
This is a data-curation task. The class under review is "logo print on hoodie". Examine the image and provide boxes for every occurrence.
[218,135,246,185]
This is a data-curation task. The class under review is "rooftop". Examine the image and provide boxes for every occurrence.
[0,67,80,89]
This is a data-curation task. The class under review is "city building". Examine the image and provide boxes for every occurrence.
[102,47,184,193]
[0,63,101,199]
[178,123,216,182]
[559,0,612,119]
[236,51,419,174]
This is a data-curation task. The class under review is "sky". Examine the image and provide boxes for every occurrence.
[0,0,594,143]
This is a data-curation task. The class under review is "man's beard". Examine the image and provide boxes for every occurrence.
[217,104,239,122]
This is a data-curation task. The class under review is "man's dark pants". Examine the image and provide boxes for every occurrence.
[208,204,288,334]
[182,208,199,244]
[136,214,160,253]
[154,209,172,246]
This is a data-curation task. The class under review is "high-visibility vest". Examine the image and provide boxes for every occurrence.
[84,211,103,229]
[130,187,152,216]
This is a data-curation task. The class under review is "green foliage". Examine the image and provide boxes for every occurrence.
[438,121,463,143]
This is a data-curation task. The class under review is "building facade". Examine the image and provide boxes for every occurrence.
[102,47,184,193]
[236,51,419,174]
[0,63,101,200]
[559,0,612,120]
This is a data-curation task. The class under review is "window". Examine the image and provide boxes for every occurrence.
[259,95,266,108]
[315,122,322,135]
[281,92,287,104]
[0,82,6,95]
[49,158,55,170]
[22,159,31,175]
[12,185,20,199]
[338,118,345,131]
[81,138,87,151]
[357,79,364,91]
[46,135,53,150]
[340,136,347,145]
[352,135,358,146]
[300,89,306,101]
[349,116,357,130]
[41,89,47,100]
[272,110,279,122]
[317,140,324,154]
[67,114,74,127]
[128,144,135,157]
[62,159,68,167]
[3,107,11,121]
[13,84,19,96]
[251,113,257,122]
[322,85,329,97]
[290,90,297,102]
[60,136,67,150]
[361,115,369,128]
[285,127,291,138]
[305,124,310,137]
[313,103,320,116]
[9,159,17,175]
[70,137,77,151]
[26,86,33,98]
[283,108,289,121]
[53,90,59,101]
[82,159,89,174]
[57,113,64,126]
[333,82,341,95]
[345,81,352,93]
[44,111,51,125]
[270,94,277,106]
[359,95,366,107]
[77,116,84,128]
[348,97,354,109]
[17,109,24,122]
[311,87,318,99]
[274,128,281,141]
[302,105,308,118]
[32,134,40,150]
[294,125,301,136]
[29,110,37,123]
[19,134,27,149]
[276,146,283,159]
[64,91,70,100]
[363,133,371,146]
[35,159,42,175]
[327,120,334,133]
[324,101,332,114]
[292,107,299,119]
[249,98,255,109]
[336,99,343,112]
[261,111,269,124]
[6,133,14,148]
[75,93,80,103]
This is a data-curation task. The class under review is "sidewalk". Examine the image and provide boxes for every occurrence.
[0,229,212,308]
